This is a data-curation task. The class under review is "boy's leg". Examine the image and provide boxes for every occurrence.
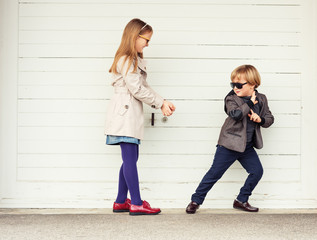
[236,146,263,203]
[191,146,237,205]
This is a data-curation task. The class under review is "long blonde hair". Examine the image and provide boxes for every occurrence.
[109,18,153,74]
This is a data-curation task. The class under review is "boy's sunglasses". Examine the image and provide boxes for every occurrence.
[230,82,247,89]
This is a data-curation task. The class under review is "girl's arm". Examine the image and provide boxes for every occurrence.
[120,58,164,109]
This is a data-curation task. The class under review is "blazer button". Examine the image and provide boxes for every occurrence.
[151,105,155,108]
[124,105,129,109]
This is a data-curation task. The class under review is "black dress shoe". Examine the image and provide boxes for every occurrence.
[186,201,200,214]
[233,199,259,212]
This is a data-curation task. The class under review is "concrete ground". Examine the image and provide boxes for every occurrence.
[0,209,317,240]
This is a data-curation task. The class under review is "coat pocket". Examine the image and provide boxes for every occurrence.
[118,104,129,116]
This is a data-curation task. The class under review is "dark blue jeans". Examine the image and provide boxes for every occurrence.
[191,144,263,204]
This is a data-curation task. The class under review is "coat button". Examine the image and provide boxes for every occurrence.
[124,105,129,109]
[151,105,155,108]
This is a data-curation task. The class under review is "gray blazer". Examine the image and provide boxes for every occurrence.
[105,56,164,140]
[217,90,274,152]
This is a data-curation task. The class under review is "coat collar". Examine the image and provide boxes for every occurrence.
[137,56,147,72]
[224,89,259,113]
[225,89,258,98]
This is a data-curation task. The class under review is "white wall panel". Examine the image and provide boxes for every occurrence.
[17,154,300,169]
[0,0,313,208]
[18,113,299,128]
[19,44,300,59]
[19,17,300,31]
[17,85,301,100]
[19,31,300,45]
[18,99,300,113]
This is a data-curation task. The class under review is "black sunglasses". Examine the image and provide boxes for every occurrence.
[230,82,247,89]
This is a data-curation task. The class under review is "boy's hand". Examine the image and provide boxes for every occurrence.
[248,109,261,123]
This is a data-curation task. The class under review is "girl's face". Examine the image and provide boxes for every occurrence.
[232,74,255,97]
[135,31,152,53]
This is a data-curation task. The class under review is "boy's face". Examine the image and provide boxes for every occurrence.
[232,74,255,97]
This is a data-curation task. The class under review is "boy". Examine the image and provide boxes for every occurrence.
[186,65,274,213]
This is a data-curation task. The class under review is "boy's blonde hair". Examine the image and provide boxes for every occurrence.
[109,18,152,74]
[231,65,261,88]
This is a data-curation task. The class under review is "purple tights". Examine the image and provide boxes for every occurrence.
[115,142,143,206]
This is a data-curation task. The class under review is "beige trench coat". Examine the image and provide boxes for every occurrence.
[105,56,164,140]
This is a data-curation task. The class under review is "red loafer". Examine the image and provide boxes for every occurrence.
[129,200,161,216]
[113,198,131,212]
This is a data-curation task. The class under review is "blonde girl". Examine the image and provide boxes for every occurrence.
[105,18,175,215]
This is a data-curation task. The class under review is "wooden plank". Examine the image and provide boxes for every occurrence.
[18,112,300,128]
[18,85,300,101]
[19,30,300,46]
[19,58,301,73]
[144,113,299,128]
[19,17,300,32]
[6,181,303,204]
[18,71,301,87]
[17,139,300,154]
[142,182,305,203]
[148,59,302,74]
[18,99,301,114]
[18,71,107,85]
[149,73,301,87]
[18,99,109,113]
[17,154,300,169]
[18,112,107,126]
[17,126,300,142]
[19,44,300,59]
[18,0,301,5]
[142,182,304,200]
[19,4,301,18]
[17,167,300,182]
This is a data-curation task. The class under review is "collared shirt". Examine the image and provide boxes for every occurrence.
[241,96,261,144]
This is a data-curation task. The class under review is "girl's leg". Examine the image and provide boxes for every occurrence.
[118,142,143,206]
[115,164,128,204]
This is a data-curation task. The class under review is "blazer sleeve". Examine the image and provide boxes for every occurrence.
[225,95,252,121]
[119,58,164,109]
[259,94,274,128]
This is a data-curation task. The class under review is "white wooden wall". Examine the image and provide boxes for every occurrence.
[1,0,317,208]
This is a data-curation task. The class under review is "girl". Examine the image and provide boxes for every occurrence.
[105,18,175,216]
[186,65,274,213]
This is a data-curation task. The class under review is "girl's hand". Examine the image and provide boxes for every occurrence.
[161,100,176,116]
[251,91,258,105]
[248,109,261,123]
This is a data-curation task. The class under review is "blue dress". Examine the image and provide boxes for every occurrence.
[106,135,140,145]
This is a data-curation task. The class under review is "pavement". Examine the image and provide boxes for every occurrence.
[0,208,317,240]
